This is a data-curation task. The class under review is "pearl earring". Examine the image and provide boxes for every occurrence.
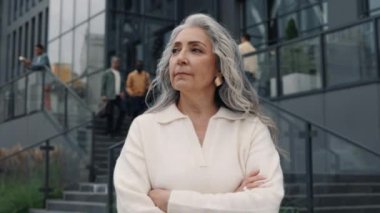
[214,75,223,87]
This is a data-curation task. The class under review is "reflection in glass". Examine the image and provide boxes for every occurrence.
[280,37,322,95]
[48,0,61,40]
[48,39,59,68]
[246,23,267,49]
[73,23,89,78]
[143,0,176,19]
[91,0,106,16]
[27,71,43,113]
[86,72,103,111]
[75,0,89,24]
[249,50,277,97]
[325,23,377,86]
[88,13,105,72]
[57,32,74,83]
[245,0,266,27]
[14,78,26,116]
[61,0,74,33]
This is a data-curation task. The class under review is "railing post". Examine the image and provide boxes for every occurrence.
[41,69,46,111]
[39,140,54,208]
[275,46,283,97]
[305,123,314,213]
[108,148,115,213]
[24,73,29,115]
[64,88,68,129]
[89,113,96,182]
[373,18,380,79]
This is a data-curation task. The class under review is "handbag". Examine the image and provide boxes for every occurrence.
[97,101,110,118]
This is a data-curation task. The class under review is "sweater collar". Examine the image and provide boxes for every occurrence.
[156,103,246,124]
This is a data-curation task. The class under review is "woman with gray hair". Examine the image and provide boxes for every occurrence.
[114,13,284,213]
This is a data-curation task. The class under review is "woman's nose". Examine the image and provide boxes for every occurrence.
[176,50,188,65]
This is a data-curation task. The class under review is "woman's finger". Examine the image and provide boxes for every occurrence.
[245,180,266,189]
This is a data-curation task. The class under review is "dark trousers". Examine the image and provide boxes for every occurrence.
[129,96,147,119]
[106,96,125,134]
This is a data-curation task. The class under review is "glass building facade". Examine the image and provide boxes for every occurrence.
[2,0,378,101]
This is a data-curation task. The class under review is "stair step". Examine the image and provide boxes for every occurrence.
[284,193,380,207]
[79,183,108,193]
[64,191,107,202]
[46,200,106,213]
[96,175,108,183]
[286,182,380,195]
[313,205,380,213]
[29,209,83,213]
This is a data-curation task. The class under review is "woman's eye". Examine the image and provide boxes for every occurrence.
[172,48,180,54]
[192,48,202,53]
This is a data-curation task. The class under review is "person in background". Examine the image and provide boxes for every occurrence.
[238,33,257,85]
[20,44,51,70]
[125,60,151,119]
[20,44,52,110]
[101,56,125,136]
[114,13,284,213]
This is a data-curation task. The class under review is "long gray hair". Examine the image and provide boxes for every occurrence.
[146,13,277,141]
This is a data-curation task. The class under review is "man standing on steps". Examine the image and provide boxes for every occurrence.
[101,56,125,136]
[125,60,151,119]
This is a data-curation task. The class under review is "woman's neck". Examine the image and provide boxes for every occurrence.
[177,92,218,118]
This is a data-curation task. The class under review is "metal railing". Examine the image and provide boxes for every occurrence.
[244,14,380,99]
[0,67,96,210]
[260,98,380,213]
[0,119,93,208]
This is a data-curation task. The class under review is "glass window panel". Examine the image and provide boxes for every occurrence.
[369,0,380,11]
[300,5,324,35]
[73,23,89,78]
[48,39,59,68]
[278,13,299,41]
[111,0,142,14]
[61,0,74,33]
[88,13,105,72]
[246,23,267,49]
[325,22,377,87]
[90,0,105,16]
[58,32,73,82]
[143,0,176,19]
[14,78,26,116]
[250,50,278,98]
[280,37,322,95]
[75,0,89,24]
[48,0,61,40]
[276,0,298,15]
[245,0,266,27]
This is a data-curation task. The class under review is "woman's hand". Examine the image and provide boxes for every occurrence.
[235,170,266,192]
[148,189,171,212]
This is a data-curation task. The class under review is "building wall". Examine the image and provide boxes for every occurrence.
[0,0,49,85]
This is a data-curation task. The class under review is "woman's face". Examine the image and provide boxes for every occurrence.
[169,27,219,94]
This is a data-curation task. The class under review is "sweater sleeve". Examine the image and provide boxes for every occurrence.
[114,119,164,213]
[167,120,284,213]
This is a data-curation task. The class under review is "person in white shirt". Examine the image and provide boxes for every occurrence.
[101,56,125,136]
[114,13,284,213]
[238,34,257,84]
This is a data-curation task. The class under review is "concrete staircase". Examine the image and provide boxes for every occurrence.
[29,116,132,213]
[282,174,380,213]
[91,116,132,183]
[29,183,108,213]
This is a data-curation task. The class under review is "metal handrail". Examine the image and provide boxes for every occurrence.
[0,67,94,124]
[0,119,92,163]
[260,98,380,158]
